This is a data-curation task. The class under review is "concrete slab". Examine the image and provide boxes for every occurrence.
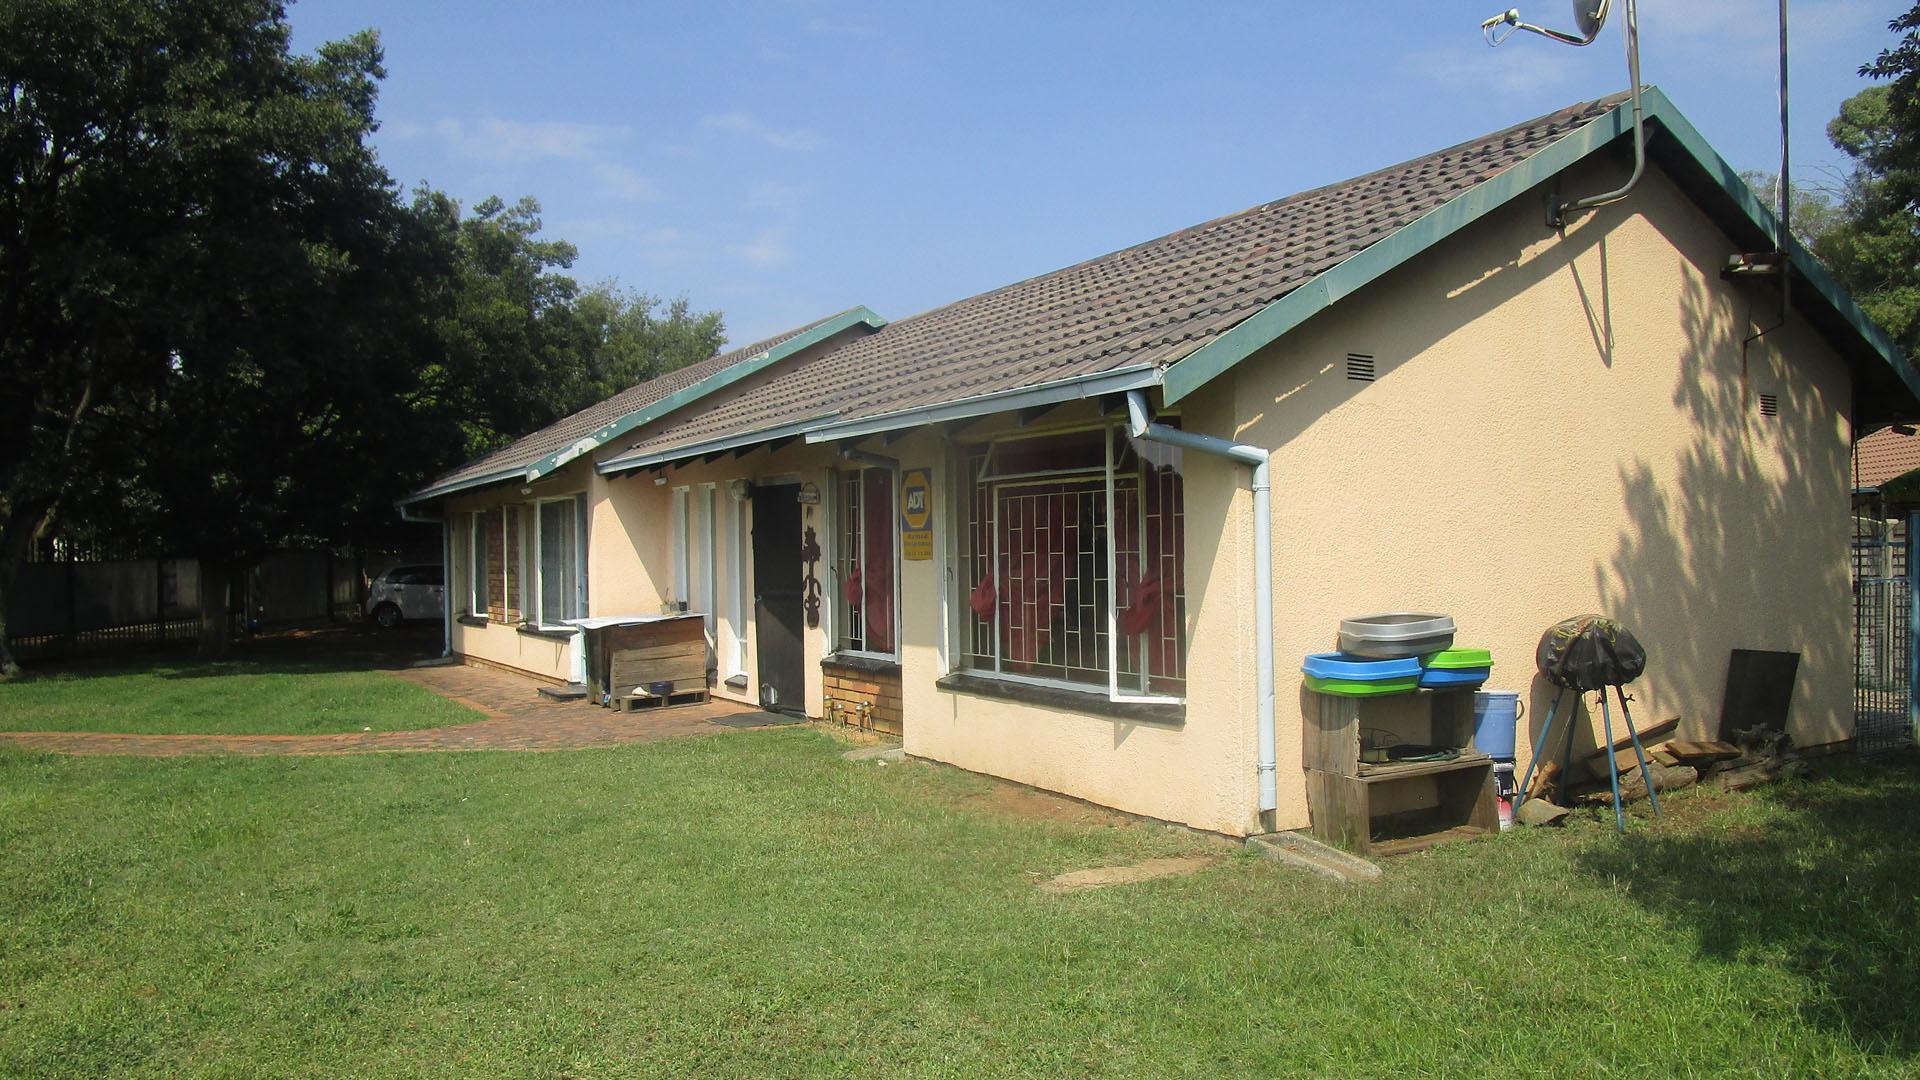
[1246,831,1382,884]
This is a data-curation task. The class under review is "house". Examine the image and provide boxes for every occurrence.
[402,89,1918,839]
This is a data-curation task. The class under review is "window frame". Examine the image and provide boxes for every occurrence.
[467,511,488,616]
[530,493,587,630]
[955,420,1186,705]
[831,464,900,661]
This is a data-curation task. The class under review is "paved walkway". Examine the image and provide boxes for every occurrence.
[0,660,773,758]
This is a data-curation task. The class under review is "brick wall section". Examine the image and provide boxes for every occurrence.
[504,507,523,622]
[483,509,506,621]
[822,660,902,736]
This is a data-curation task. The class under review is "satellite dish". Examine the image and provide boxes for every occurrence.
[1571,1,1609,40]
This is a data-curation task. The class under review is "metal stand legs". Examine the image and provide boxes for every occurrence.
[1512,684,1663,833]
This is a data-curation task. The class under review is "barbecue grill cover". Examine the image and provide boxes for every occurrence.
[1535,614,1646,690]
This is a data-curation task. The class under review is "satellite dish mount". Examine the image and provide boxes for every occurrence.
[1481,1,1644,228]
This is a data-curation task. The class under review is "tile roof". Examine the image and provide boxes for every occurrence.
[603,92,1629,468]
[1856,426,1920,488]
[415,310,868,499]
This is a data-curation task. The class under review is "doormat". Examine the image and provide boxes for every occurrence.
[711,711,808,730]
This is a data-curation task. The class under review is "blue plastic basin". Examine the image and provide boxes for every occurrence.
[1418,665,1491,690]
[1301,652,1422,681]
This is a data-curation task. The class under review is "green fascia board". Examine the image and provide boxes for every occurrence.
[1161,87,1916,406]
[524,305,886,482]
[595,415,834,476]
[397,465,536,509]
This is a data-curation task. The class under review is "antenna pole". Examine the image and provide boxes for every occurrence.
[1554,0,1643,226]
[1779,0,1792,314]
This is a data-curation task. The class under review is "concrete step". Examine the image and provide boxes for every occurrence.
[537,682,590,703]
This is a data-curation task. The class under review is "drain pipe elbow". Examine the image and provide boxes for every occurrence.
[1124,390,1279,817]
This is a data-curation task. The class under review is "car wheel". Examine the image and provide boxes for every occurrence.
[372,603,404,630]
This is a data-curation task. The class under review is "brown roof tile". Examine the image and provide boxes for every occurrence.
[1857,426,1920,488]
[416,310,869,498]
[605,93,1627,467]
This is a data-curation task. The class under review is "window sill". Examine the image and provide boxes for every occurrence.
[517,624,578,642]
[456,614,489,628]
[824,653,900,676]
[935,673,1185,726]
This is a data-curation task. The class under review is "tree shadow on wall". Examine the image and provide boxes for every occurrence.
[1575,756,1920,1056]
[1596,269,1850,747]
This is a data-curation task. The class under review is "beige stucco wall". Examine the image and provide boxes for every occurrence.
[589,442,844,714]
[1214,157,1855,832]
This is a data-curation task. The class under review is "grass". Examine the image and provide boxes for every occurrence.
[0,730,1916,1078]
[0,653,482,735]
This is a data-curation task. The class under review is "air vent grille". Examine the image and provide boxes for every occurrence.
[1758,392,1779,417]
[1346,353,1376,382]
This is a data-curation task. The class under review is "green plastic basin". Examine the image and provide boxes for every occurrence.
[1304,673,1420,697]
[1424,647,1493,670]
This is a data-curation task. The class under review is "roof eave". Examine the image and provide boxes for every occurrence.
[399,305,886,506]
[527,305,886,482]
[801,366,1163,443]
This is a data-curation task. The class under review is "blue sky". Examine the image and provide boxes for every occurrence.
[289,1,1907,347]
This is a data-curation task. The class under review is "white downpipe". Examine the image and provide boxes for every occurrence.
[1125,392,1278,815]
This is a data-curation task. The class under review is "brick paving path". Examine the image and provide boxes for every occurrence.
[0,660,772,758]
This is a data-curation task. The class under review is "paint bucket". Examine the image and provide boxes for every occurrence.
[1472,690,1523,760]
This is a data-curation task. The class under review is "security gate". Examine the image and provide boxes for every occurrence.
[1853,506,1915,756]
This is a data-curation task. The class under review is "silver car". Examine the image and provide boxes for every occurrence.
[367,564,445,629]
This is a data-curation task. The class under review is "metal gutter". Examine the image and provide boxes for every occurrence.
[596,417,835,476]
[1161,86,1916,407]
[804,366,1163,443]
[1124,390,1279,820]
[529,305,887,480]
[398,466,530,509]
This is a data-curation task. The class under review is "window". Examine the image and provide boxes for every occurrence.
[696,483,716,631]
[467,512,492,616]
[670,486,690,610]
[833,467,897,656]
[958,424,1186,701]
[726,487,749,675]
[534,496,585,626]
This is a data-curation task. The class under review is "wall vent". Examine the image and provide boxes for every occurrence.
[1758,392,1779,417]
[1345,353,1376,382]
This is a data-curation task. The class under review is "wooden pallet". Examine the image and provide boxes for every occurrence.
[617,687,710,712]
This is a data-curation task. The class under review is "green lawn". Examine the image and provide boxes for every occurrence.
[0,731,1915,1078]
[0,655,482,735]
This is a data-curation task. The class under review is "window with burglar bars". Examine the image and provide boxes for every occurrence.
[958,424,1186,701]
[833,467,897,656]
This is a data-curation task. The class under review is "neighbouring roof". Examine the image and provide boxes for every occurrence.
[595,87,1916,475]
[1856,426,1920,489]
[404,306,885,503]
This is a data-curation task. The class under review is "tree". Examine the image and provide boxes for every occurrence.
[2,1,725,672]
[1801,9,1920,367]
[407,193,725,461]
[0,0,435,667]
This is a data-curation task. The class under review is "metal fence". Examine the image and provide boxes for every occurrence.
[1853,510,1915,756]
[7,550,364,660]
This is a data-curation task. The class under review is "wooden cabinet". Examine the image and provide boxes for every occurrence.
[1303,689,1497,857]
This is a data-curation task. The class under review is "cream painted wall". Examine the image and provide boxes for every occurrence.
[1220,158,1856,831]
[590,442,844,714]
